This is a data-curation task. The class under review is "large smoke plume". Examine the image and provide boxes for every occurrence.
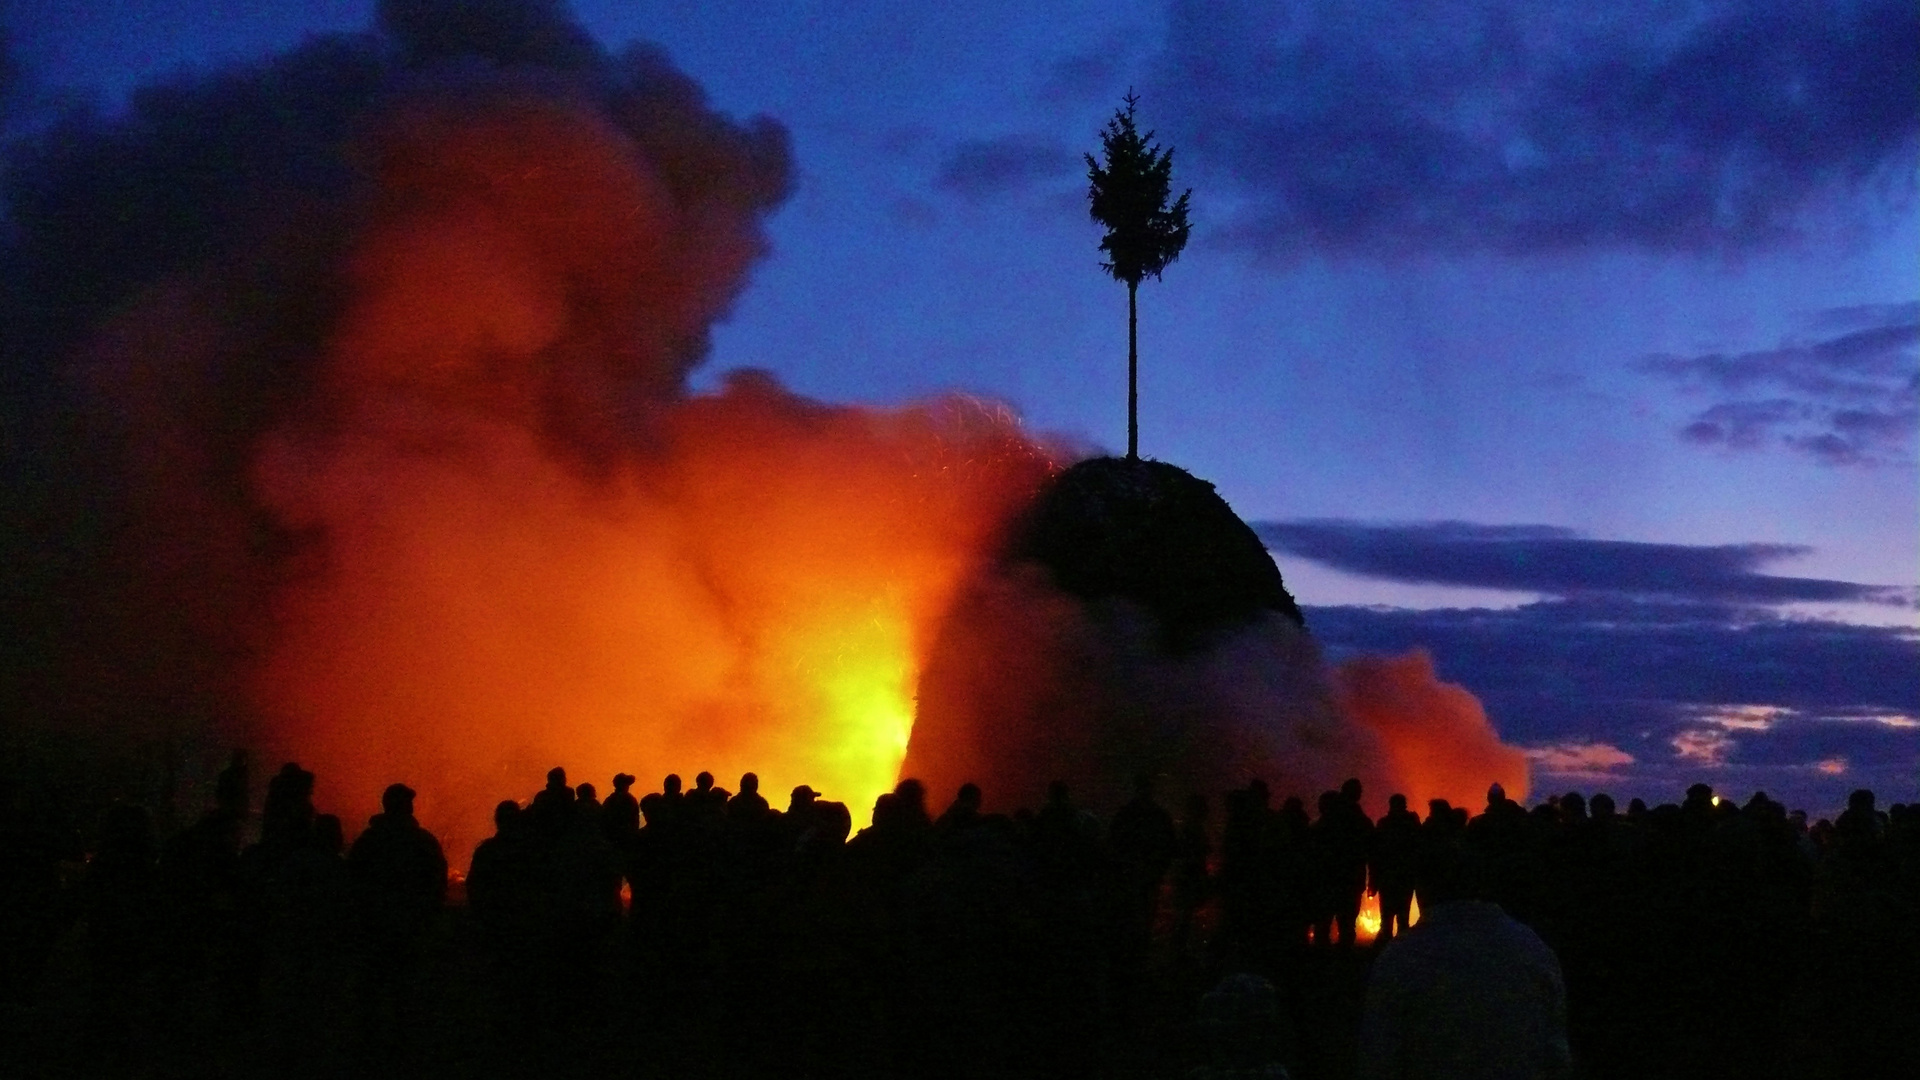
[2,0,1525,852]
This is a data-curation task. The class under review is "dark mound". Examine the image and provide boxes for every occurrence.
[1004,456,1303,647]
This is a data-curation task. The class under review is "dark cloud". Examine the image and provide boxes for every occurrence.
[1302,598,1920,811]
[1255,520,1910,606]
[1151,0,1919,255]
[1639,304,1919,466]
[934,133,1079,200]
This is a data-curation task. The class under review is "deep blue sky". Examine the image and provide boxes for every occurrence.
[6,0,1915,814]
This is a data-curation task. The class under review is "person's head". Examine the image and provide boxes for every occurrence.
[1340,777,1363,804]
[494,800,521,833]
[1561,792,1587,820]
[739,772,758,795]
[1417,838,1485,905]
[1591,793,1616,819]
[1849,788,1877,813]
[663,774,682,795]
[956,782,982,810]
[382,783,416,817]
[1317,790,1339,818]
[576,782,597,803]
[546,766,567,790]
[695,771,714,792]
[790,784,819,810]
[894,778,927,815]
[1487,782,1507,807]
[612,773,634,793]
[1388,793,1408,814]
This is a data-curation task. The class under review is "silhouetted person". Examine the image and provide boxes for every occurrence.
[689,770,730,825]
[347,782,446,1064]
[640,773,684,829]
[936,782,984,836]
[1311,782,1373,948]
[601,773,640,842]
[1358,842,1571,1080]
[532,766,575,833]
[1373,794,1422,943]
[467,800,548,1044]
[727,772,771,823]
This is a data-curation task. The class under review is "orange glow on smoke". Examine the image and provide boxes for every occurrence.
[1335,650,1530,815]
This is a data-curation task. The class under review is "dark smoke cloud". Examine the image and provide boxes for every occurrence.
[1150,0,1918,255]
[0,0,789,751]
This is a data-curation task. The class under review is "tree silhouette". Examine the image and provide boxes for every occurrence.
[1086,92,1192,461]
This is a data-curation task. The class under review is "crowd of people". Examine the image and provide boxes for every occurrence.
[2,754,1916,1079]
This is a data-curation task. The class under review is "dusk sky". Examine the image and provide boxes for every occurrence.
[5,0,1916,814]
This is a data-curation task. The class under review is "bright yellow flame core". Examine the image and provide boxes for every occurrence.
[789,607,917,823]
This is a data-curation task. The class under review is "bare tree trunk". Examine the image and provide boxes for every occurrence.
[1127,280,1138,461]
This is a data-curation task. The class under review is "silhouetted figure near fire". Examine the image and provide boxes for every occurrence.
[689,770,730,826]
[260,807,353,1079]
[1218,781,1275,963]
[531,767,575,833]
[467,800,549,1049]
[573,780,601,823]
[347,782,446,1067]
[601,773,640,843]
[935,782,984,837]
[727,772,771,824]
[1310,782,1373,949]
[642,772,685,825]
[1373,794,1422,943]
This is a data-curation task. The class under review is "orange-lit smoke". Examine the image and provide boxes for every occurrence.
[247,96,1055,853]
[1333,649,1530,815]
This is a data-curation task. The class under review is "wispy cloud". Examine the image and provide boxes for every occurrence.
[1639,303,1919,467]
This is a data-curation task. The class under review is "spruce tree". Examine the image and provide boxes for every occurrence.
[1086,92,1192,461]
